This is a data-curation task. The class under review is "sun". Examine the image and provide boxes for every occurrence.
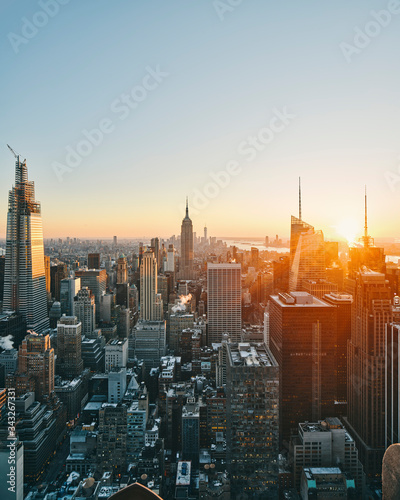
[335,219,359,245]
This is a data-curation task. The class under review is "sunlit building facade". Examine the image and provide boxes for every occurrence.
[207,263,242,343]
[3,156,49,333]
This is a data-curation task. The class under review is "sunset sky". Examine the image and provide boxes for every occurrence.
[0,1,399,240]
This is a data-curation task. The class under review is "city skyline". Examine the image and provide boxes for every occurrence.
[0,160,396,242]
[1,3,399,497]
[1,2,399,239]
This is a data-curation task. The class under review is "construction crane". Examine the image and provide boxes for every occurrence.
[7,144,25,163]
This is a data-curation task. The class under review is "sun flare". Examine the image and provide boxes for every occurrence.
[335,219,359,245]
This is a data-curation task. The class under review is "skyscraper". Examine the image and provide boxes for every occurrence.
[345,270,392,476]
[226,342,279,498]
[289,220,326,291]
[3,151,49,333]
[117,254,128,284]
[269,291,337,442]
[140,250,162,321]
[179,198,194,280]
[207,263,242,343]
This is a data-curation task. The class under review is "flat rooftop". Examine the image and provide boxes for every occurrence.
[228,342,278,368]
[271,292,334,308]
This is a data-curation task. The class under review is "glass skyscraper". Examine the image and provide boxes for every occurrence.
[3,155,49,333]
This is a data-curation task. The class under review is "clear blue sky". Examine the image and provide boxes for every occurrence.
[0,0,399,239]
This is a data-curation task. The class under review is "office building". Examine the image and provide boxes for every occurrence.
[290,418,364,494]
[60,277,81,316]
[104,338,128,372]
[130,320,166,369]
[207,263,242,343]
[16,332,55,402]
[385,321,400,448]
[323,293,352,408]
[140,251,163,321]
[0,348,18,375]
[81,330,105,372]
[269,292,336,442]
[0,256,5,304]
[50,263,68,301]
[108,368,127,404]
[74,287,96,335]
[226,342,279,498]
[88,253,101,270]
[117,254,128,284]
[300,468,355,499]
[166,244,175,272]
[97,403,127,474]
[3,154,49,333]
[168,312,194,352]
[302,279,338,299]
[289,223,326,291]
[345,271,392,475]
[75,269,107,321]
[56,316,83,379]
[182,401,200,466]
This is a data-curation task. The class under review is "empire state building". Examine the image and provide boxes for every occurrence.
[3,151,49,333]
[179,198,194,280]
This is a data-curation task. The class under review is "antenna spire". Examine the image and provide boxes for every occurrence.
[186,196,189,218]
[299,177,302,221]
[364,185,368,248]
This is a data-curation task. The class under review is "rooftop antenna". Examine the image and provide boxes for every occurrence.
[186,196,189,218]
[364,185,369,248]
[299,177,302,221]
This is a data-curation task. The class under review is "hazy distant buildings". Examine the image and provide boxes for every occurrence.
[207,263,242,343]
[3,155,49,333]
[166,244,175,272]
[75,269,106,322]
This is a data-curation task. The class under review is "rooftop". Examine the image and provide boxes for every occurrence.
[228,342,278,368]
